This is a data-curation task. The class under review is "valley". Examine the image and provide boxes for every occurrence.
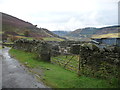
[1,12,120,88]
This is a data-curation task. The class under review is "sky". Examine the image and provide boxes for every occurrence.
[0,0,119,31]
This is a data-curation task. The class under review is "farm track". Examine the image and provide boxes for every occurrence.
[1,47,49,88]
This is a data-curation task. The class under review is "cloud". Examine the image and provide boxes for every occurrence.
[0,0,119,31]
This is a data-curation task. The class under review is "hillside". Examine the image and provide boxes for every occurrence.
[95,25,120,35]
[65,25,120,41]
[66,27,97,38]
[52,31,71,36]
[1,12,64,40]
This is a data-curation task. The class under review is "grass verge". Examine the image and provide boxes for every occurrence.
[0,45,2,49]
[9,48,117,88]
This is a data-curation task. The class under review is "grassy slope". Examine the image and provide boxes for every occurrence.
[15,36,34,40]
[9,49,116,88]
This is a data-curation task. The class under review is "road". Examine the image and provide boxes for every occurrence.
[0,47,2,89]
[1,47,49,88]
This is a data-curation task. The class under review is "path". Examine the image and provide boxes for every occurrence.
[1,47,49,88]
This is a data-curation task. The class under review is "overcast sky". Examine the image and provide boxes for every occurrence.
[0,0,119,31]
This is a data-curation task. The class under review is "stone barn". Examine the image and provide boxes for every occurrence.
[91,33,120,46]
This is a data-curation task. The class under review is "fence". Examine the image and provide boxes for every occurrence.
[51,54,79,72]
[51,42,120,80]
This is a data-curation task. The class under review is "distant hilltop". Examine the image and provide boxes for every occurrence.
[61,25,120,41]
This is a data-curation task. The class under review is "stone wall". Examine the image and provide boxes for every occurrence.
[71,43,120,80]
[13,39,120,81]
[13,39,51,62]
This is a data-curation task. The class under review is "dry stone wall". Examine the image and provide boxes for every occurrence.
[13,39,51,62]
[71,43,120,80]
[13,39,120,82]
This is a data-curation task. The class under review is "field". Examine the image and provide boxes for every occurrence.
[15,36,34,40]
[92,33,120,38]
[43,37,64,41]
[9,48,117,88]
